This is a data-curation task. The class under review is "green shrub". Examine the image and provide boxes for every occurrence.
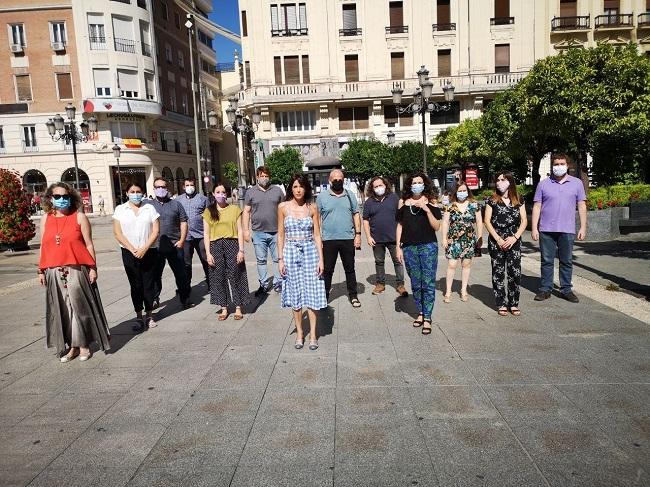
[586,184,650,210]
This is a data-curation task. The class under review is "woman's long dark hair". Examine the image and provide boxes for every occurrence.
[42,182,82,214]
[490,171,521,206]
[401,172,434,201]
[285,174,313,202]
[206,184,229,221]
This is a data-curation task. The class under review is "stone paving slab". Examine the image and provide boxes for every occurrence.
[0,219,649,486]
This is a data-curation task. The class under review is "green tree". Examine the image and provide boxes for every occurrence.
[0,169,36,248]
[265,146,304,186]
[340,138,391,192]
[222,161,239,187]
[388,140,428,178]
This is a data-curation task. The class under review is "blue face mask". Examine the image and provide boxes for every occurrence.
[52,196,71,210]
[128,193,144,204]
[411,183,425,194]
[456,191,468,202]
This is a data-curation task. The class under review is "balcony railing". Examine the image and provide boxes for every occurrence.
[386,25,409,34]
[89,36,106,50]
[638,13,650,27]
[491,17,515,25]
[551,15,590,31]
[432,23,456,32]
[142,42,152,56]
[137,0,147,8]
[339,28,362,36]
[594,14,633,28]
[271,28,308,37]
[114,37,136,53]
[22,142,38,152]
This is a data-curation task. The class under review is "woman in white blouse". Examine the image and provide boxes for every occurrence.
[113,182,160,331]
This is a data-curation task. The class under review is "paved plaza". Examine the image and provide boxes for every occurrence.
[0,217,649,487]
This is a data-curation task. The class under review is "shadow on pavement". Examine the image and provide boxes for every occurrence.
[328,281,366,302]
[104,320,141,355]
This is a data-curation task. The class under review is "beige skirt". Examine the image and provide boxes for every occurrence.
[45,265,111,356]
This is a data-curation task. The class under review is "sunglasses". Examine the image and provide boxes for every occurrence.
[52,194,70,200]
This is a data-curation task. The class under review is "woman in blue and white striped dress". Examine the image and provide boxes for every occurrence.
[277,174,327,351]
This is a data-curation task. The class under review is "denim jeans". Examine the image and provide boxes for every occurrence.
[539,231,575,294]
[252,231,281,286]
[372,243,404,285]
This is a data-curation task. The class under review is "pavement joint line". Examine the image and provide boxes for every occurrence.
[0,336,44,361]
[520,254,650,325]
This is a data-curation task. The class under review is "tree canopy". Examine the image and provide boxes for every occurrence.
[265,146,304,186]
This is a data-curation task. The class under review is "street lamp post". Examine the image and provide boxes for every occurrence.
[185,14,204,194]
[225,99,260,206]
[112,144,123,204]
[46,103,98,190]
[391,65,455,175]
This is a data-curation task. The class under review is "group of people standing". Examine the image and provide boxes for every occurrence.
[38,153,587,361]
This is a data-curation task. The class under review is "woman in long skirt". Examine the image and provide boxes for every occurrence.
[38,182,110,362]
[203,184,249,320]
[277,174,327,350]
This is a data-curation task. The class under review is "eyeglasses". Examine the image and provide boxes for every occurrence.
[52,194,70,200]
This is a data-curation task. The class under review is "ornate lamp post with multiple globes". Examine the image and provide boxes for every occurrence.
[391,65,455,174]
[225,96,261,204]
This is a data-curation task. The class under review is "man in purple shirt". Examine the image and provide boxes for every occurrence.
[531,153,587,303]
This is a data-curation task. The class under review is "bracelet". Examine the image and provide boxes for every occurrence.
[355,232,361,235]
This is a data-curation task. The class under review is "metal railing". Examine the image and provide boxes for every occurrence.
[216,62,237,72]
[594,14,633,28]
[339,28,362,36]
[490,17,515,25]
[385,25,409,34]
[114,37,136,53]
[637,12,650,26]
[89,36,106,50]
[111,0,130,3]
[142,42,152,56]
[271,28,308,37]
[22,142,38,152]
[432,23,456,32]
[551,15,590,31]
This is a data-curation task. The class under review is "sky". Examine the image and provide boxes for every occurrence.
[209,0,242,64]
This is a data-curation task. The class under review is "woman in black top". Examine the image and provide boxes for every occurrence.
[483,172,527,316]
[396,173,442,335]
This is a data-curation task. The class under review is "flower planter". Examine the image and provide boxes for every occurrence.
[578,207,629,241]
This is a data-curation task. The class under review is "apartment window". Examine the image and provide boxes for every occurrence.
[56,73,73,99]
[388,1,405,32]
[15,75,32,101]
[345,55,359,82]
[391,52,404,80]
[438,49,451,77]
[384,104,413,127]
[9,24,26,46]
[165,43,173,63]
[145,72,155,100]
[245,61,251,88]
[174,139,180,153]
[160,132,167,151]
[110,121,144,143]
[493,0,511,23]
[284,56,300,84]
[112,16,135,53]
[241,11,248,37]
[271,3,308,36]
[93,68,111,96]
[88,15,106,49]
[50,22,66,44]
[0,127,5,151]
[178,50,185,69]
[186,138,192,154]
[160,1,169,20]
[198,30,213,49]
[560,0,577,17]
[140,20,151,56]
[339,106,369,130]
[437,0,450,24]
[604,0,619,16]
[117,69,139,98]
[169,87,177,111]
[22,125,37,151]
[181,93,188,115]
[274,56,282,84]
[174,12,181,29]
[275,110,316,132]
[430,101,460,124]
[341,4,359,34]
[495,44,510,73]
[302,55,310,84]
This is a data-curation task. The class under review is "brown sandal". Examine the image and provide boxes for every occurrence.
[510,307,521,316]
[498,307,508,316]
[217,309,228,321]
[233,308,244,320]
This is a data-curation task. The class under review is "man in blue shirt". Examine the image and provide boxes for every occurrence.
[177,177,210,292]
[316,169,362,307]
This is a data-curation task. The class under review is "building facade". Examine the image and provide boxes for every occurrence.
[0,0,224,212]
[235,0,650,180]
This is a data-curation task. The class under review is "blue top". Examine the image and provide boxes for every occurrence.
[144,198,187,244]
[362,192,399,243]
[176,192,209,240]
[316,189,359,241]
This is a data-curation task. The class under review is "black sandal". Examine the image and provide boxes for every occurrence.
[412,318,424,327]
[422,320,432,335]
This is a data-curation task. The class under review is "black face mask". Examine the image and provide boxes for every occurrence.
[330,180,344,192]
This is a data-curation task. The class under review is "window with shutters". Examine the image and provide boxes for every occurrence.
[181,93,188,115]
[245,61,251,88]
[302,55,310,83]
[284,56,300,84]
[391,52,404,80]
[274,56,282,84]
[169,86,177,111]
[113,16,135,53]
[9,24,26,46]
[492,0,513,25]
[145,73,155,100]
[275,110,317,132]
[15,75,32,101]
[117,69,139,98]
[430,101,460,125]
[495,44,510,73]
[93,68,111,96]
[178,50,185,69]
[270,3,308,36]
[338,106,369,130]
[22,125,37,151]
[140,21,151,56]
[604,0,619,16]
[384,104,413,128]
[56,73,73,100]
[345,55,359,82]
[341,4,361,36]
[165,43,173,63]
[437,49,451,77]
[437,0,450,24]
[50,22,66,45]
[560,0,577,17]
[387,1,407,34]
[160,1,169,20]
[88,15,106,49]
[241,11,248,37]
[110,121,144,143]
[174,12,181,29]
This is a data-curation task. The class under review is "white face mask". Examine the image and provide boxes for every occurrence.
[185,186,195,195]
[374,186,386,197]
[552,165,568,177]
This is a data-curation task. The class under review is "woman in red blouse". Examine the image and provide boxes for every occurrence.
[38,182,110,362]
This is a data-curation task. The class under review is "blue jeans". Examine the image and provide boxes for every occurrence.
[252,231,281,286]
[539,231,575,294]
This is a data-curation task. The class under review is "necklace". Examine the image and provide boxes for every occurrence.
[408,204,422,216]
[54,214,68,245]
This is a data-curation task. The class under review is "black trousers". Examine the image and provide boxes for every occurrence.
[183,238,210,288]
[153,242,191,303]
[121,247,157,313]
[322,239,358,298]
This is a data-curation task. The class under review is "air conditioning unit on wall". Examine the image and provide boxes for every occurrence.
[10,44,23,53]
[51,42,65,52]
